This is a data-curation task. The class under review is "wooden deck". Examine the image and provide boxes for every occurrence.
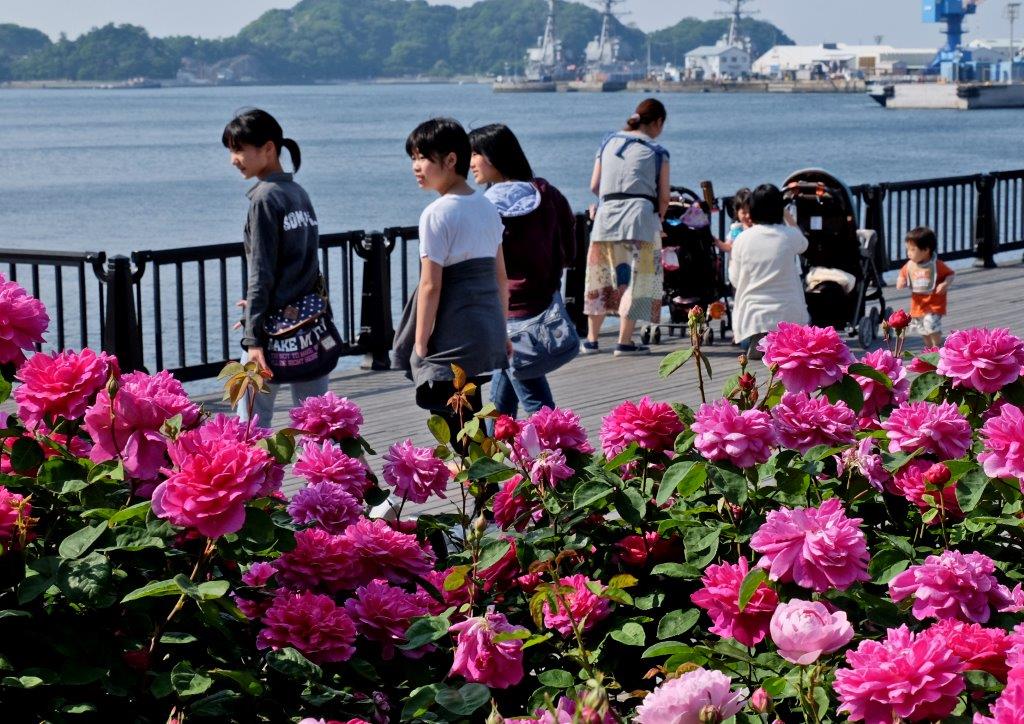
[200,262,1024,515]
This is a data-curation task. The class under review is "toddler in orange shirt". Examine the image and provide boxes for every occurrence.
[896,226,954,348]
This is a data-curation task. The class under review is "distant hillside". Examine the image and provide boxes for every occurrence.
[0,0,794,82]
[650,17,795,65]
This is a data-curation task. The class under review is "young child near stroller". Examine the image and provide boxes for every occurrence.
[896,226,954,347]
[715,188,752,254]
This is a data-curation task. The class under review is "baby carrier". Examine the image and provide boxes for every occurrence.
[782,169,888,348]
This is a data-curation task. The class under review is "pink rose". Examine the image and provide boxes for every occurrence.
[0,277,49,367]
[691,399,777,469]
[84,370,199,481]
[382,439,450,504]
[691,557,778,647]
[889,550,1012,624]
[881,400,972,461]
[541,574,612,636]
[448,609,527,689]
[938,327,1024,394]
[758,322,854,393]
[635,667,747,724]
[0,485,32,551]
[257,591,357,664]
[599,396,684,458]
[14,349,117,429]
[769,599,854,665]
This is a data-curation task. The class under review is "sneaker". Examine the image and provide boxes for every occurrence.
[580,340,601,355]
[613,343,651,357]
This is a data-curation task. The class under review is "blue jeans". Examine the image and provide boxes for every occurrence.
[490,369,555,419]
[237,368,330,428]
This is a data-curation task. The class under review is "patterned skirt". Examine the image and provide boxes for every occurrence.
[583,239,663,323]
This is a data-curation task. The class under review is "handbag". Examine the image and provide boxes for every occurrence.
[261,274,343,383]
[507,292,579,381]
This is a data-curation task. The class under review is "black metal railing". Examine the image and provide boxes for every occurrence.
[2,167,1021,381]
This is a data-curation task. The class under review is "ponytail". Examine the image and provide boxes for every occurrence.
[281,138,302,172]
[623,98,667,131]
[222,108,302,173]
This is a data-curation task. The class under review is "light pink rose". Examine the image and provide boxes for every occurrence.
[635,667,747,724]
[769,599,854,664]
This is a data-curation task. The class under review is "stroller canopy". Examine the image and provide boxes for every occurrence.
[783,168,857,213]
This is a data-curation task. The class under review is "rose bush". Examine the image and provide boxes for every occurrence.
[3,274,1024,722]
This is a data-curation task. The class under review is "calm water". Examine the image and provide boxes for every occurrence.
[2,83,1023,252]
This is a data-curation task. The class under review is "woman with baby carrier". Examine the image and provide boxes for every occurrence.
[581,98,671,357]
[468,123,578,418]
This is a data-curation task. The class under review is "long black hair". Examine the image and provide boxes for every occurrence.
[222,108,302,172]
[468,124,534,182]
[624,98,667,132]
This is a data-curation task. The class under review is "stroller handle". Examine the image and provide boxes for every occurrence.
[670,186,700,202]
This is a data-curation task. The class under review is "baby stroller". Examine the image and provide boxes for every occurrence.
[640,186,731,345]
[782,169,888,348]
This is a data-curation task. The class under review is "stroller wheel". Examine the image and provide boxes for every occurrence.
[703,328,714,346]
[720,319,728,339]
[858,316,874,350]
[869,307,880,340]
[640,328,652,345]
[653,327,662,344]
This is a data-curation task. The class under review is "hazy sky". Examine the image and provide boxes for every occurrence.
[2,0,1015,47]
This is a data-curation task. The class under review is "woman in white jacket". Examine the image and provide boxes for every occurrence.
[728,184,809,359]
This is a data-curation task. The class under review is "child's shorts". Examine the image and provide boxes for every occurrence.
[910,313,943,337]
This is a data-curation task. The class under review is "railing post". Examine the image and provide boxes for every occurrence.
[101,255,145,372]
[973,174,998,268]
[861,184,890,273]
[563,212,591,335]
[358,232,394,371]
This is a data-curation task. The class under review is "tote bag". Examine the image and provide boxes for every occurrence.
[507,292,579,380]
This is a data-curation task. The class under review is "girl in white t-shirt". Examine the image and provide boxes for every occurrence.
[394,118,510,444]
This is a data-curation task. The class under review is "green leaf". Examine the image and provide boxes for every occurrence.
[107,501,152,526]
[910,371,944,402]
[401,614,452,650]
[435,683,490,716]
[466,457,510,481]
[699,350,714,380]
[710,465,748,505]
[57,552,114,607]
[10,437,43,474]
[615,487,647,526]
[1,675,45,688]
[657,609,700,640]
[572,480,614,509]
[823,375,864,413]
[402,684,444,720]
[58,524,106,560]
[478,539,512,570]
[848,362,894,389]
[210,669,264,696]
[737,568,769,612]
[642,641,695,658]
[121,578,182,603]
[18,557,60,604]
[610,621,646,646]
[266,647,322,682]
[956,468,990,513]
[659,348,694,378]
[492,628,531,643]
[651,562,702,579]
[659,461,707,505]
[190,690,242,716]
[196,580,230,601]
[538,669,575,688]
[427,415,451,444]
[0,375,11,404]
[170,662,213,697]
[161,632,198,645]
[604,441,639,471]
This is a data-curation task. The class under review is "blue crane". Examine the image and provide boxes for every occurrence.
[922,0,982,71]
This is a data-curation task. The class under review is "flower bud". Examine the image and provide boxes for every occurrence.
[923,462,951,488]
[699,704,724,723]
[738,372,756,391]
[750,687,772,714]
[689,305,705,322]
[493,414,520,442]
[887,308,911,331]
[472,514,488,534]
[737,354,748,367]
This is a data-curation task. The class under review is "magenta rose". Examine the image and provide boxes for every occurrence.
[769,599,854,664]
[690,399,777,469]
[522,406,593,454]
[750,498,870,592]
[0,485,32,551]
[289,391,363,442]
[14,348,117,429]
[691,556,778,646]
[343,579,433,660]
[881,400,972,461]
[599,396,684,458]
[84,370,200,481]
[889,550,1012,623]
[256,590,357,664]
[151,437,274,538]
[448,608,527,689]
[293,439,369,497]
[980,403,1024,482]
[938,327,1024,394]
[770,391,857,454]
[852,348,909,426]
[541,574,612,636]
[834,625,965,723]
[381,439,450,504]
[758,322,854,393]
[0,278,49,367]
